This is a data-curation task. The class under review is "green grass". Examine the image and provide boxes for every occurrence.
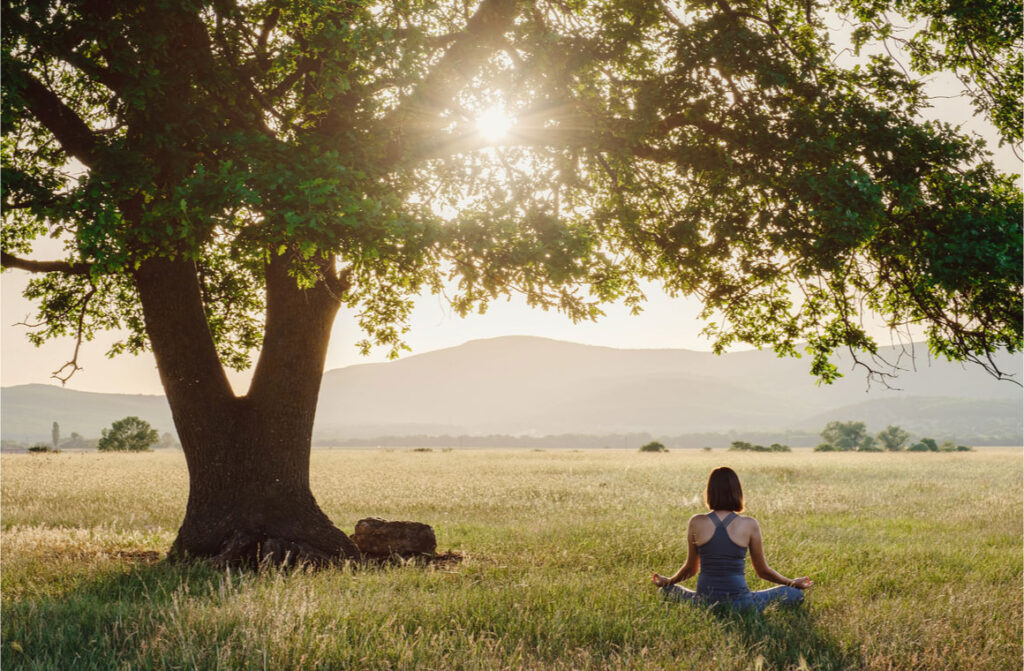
[2,448,1021,670]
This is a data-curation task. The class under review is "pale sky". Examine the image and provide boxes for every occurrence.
[1,270,717,395]
[2,27,1019,395]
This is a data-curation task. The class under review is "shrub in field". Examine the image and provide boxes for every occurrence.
[639,441,668,453]
[97,417,159,452]
[908,441,932,452]
[27,444,51,453]
[821,421,869,451]
[814,443,837,452]
[729,441,790,452]
[876,425,910,451]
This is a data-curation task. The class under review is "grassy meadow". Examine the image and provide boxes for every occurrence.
[2,448,1021,670]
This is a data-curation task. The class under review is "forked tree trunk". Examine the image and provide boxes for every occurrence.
[134,253,359,565]
[168,401,358,564]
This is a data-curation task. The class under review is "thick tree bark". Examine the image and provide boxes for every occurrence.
[134,253,358,565]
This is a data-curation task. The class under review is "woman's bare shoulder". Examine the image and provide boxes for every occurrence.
[735,514,761,529]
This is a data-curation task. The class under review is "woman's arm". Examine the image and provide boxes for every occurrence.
[748,519,813,589]
[652,516,702,587]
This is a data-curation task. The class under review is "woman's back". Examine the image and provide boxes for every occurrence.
[695,512,750,599]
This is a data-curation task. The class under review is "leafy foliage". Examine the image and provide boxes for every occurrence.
[821,421,871,451]
[817,424,973,453]
[1,0,1020,386]
[639,441,668,453]
[876,425,910,451]
[97,416,158,452]
[839,0,1022,145]
[857,436,882,452]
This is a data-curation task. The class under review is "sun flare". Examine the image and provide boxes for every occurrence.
[476,106,514,142]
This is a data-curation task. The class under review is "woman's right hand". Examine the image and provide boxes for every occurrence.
[652,573,671,588]
[791,577,813,589]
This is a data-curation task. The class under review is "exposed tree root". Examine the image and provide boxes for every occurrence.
[169,528,361,568]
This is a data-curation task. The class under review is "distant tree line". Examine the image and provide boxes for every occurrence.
[310,423,984,452]
[315,431,823,450]
[814,422,972,452]
[8,418,180,453]
[728,441,791,452]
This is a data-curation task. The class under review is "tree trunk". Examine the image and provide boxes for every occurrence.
[134,253,359,565]
[167,399,358,565]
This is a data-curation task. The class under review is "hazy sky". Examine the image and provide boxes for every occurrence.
[2,29,1019,395]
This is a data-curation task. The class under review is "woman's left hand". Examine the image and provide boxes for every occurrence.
[652,573,670,587]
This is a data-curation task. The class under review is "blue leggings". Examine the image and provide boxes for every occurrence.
[660,584,804,612]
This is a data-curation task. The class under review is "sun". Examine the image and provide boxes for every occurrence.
[476,105,514,142]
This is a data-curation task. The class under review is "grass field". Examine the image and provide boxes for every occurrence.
[2,448,1021,670]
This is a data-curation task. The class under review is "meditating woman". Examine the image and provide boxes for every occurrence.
[652,466,812,611]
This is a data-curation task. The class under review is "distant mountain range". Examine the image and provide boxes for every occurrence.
[3,336,1021,445]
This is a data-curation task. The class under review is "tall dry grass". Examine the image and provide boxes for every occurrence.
[3,448,1020,670]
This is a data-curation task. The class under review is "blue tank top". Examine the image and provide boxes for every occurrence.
[696,512,751,600]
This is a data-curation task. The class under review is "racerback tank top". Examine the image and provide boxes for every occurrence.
[695,512,751,599]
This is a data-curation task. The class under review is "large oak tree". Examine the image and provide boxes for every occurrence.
[3,0,1020,564]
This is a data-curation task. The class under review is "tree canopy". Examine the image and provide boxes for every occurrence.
[876,424,910,451]
[821,420,870,451]
[97,416,159,452]
[3,0,1021,383]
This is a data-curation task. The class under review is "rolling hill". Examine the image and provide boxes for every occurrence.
[3,336,1021,444]
[313,336,1022,440]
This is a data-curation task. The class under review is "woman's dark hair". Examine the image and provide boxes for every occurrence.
[705,467,744,512]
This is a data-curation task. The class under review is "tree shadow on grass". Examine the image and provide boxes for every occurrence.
[2,558,227,670]
[3,550,466,669]
[710,603,860,671]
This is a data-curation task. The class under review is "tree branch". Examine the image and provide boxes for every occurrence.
[4,61,101,168]
[134,255,236,406]
[247,251,344,409]
[1,252,91,275]
[658,0,686,28]
[266,57,318,99]
[256,7,281,69]
[382,0,519,164]
[2,9,127,93]
[51,283,97,384]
